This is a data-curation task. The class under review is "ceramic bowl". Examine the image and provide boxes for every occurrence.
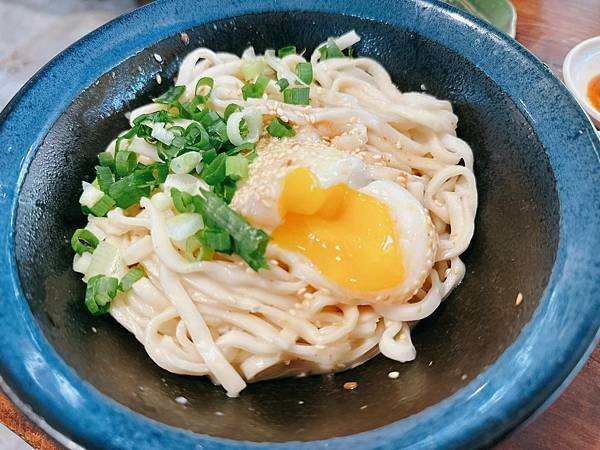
[563,35,600,127]
[0,1,598,449]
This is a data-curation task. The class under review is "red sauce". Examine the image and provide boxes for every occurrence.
[587,74,600,112]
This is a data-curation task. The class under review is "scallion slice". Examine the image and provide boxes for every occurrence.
[97,152,115,171]
[277,45,296,57]
[276,79,289,92]
[89,194,116,217]
[266,118,296,138]
[115,151,137,178]
[71,229,99,255]
[283,87,310,105]
[241,74,270,100]
[119,267,145,292]
[171,188,195,213]
[225,155,249,180]
[85,275,118,315]
[201,228,232,252]
[224,103,241,120]
[295,62,313,84]
[200,152,227,185]
[195,77,214,97]
[153,85,186,105]
[166,212,204,241]
[319,38,345,60]
[170,151,202,174]
[96,165,114,193]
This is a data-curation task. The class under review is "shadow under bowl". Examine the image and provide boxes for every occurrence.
[0,1,599,449]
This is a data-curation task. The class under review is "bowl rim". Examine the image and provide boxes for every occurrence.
[0,0,599,449]
[563,35,600,123]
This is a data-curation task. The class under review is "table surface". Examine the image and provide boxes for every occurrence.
[0,0,598,448]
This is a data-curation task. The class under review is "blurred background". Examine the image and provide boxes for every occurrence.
[0,0,598,449]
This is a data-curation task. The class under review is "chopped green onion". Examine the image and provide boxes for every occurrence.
[207,120,228,143]
[85,275,118,315]
[166,212,204,241]
[195,77,214,96]
[296,62,313,84]
[95,165,114,193]
[98,152,115,171]
[283,87,310,105]
[171,188,195,213]
[192,189,270,270]
[150,122,175,145]
[170,151,201,174]
[225,155,249,180]
[184,123,210,151]
[108,175,150,209]
[201,228,232,252]
[319,38,345,60]
[224,103,241,120]
[119,267,145,292]
[226,142,256,156]
[276,79,289,91]
[89,194,116,217]
[202,148,218,164]
[115,151,137,178]
[199,111,222,127]
[184,233,214,261]
[241,74,270,100]
[266,118,296,138]
[200,152,227,185]
[213,179,237,204]
[71,229,99,255]
[277,45,296,57]
[80,182,104,208]
[153,85,186,105]
[241,57,266,81]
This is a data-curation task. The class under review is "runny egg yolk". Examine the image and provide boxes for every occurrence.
[272,167,405,292]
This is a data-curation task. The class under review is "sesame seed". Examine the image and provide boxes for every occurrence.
[515,292,524,306]
[153,53,163,63]
[179,32,190,45]
[175,396,188,405]
[461,374,468,381]
[298,400,304,405]
[360,405,368,410]
[91,327,97,333]
[155,74,162,84]
[429,361,433,366]
[388,371,400,379]
[343,381,358,390]
[215,411,225,416]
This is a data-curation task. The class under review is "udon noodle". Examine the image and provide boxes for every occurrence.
[73,31,477,397]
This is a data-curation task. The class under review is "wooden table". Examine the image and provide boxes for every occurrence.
[1,0,598,448]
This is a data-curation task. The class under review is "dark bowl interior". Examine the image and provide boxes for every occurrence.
[14,11,558,443]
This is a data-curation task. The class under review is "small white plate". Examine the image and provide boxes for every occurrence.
[563,36,600,128]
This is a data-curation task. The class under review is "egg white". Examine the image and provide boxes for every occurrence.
[232,137,437,304]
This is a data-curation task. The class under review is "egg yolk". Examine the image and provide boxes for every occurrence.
[272,167,405,292]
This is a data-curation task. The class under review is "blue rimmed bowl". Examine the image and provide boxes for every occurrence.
[0,0,598,449]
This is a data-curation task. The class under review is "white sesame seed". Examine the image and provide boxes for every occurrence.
[155,74,162,84]
[179,32,190,45]
[175,396,188,405]
[215,411,225,416]
[91,327,97,333]
[298,400,304,405]
[515,292,524,306]
[388,371,400,379]
[360,405,368,410]
[153,53,163,63]
[461,374,468,381]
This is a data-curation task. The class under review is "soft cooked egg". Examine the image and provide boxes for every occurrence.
[231,138,436,304]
